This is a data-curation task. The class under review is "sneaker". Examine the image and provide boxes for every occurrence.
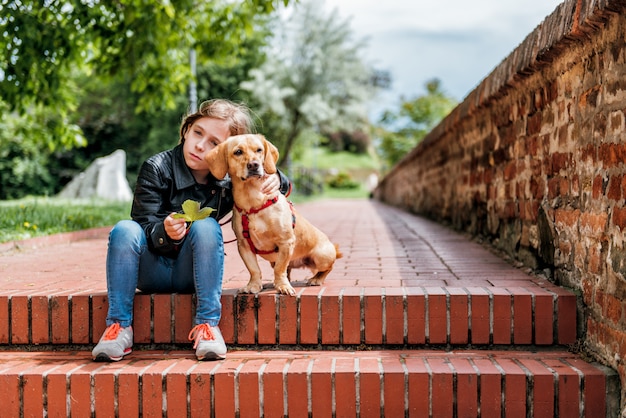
[92,323,133,362]
[188,324,227,360]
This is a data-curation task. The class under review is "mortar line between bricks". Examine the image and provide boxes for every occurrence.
[377,357,384,417]
[281,359,290,417]
[317,287,325,345]
[559,357,587,417]
[258,361,268,418]
[381,287,386,344]
[530,292,536,346]
[424,289,430,344]
[330,357,337,418]
[450,358,458,417]
[488,356,506,417]
[354,357,361,417]
[160,360,180,415]
[400,357,409,415]
[464,287,473,345]
[209,361,221,418]
[339,289,345,347]
[234,361,245,417]
[443,288,451,345]
[511,357,533,417]
[547,289,559,344]
[306,357,314,415]
[537,358,561,418]
[484,287,494,346]
[423,357,434,417]
[467,358,482,417]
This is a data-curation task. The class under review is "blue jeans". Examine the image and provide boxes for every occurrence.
[105,218,224,328]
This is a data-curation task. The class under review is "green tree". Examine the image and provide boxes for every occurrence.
[71,23,272,189]
[240,0,377,167]
[0,0,286,198]
[378,78,457,168]
[0,0,288,148]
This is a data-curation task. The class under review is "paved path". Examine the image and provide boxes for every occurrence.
[0,199,554,296]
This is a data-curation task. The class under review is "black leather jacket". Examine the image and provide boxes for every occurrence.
[131,144,291,258]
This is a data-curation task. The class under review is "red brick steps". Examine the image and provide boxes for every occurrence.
[0,349,616,418]
[0,199,620,416]
[0,285,576,347]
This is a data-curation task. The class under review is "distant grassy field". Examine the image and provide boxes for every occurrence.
[297,147,381,172]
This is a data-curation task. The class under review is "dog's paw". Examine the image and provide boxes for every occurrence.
[307,277,324,286]
[239,283,263,294]
[275,283,296,296]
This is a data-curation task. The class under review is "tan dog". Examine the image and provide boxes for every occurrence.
[205,134,341,296]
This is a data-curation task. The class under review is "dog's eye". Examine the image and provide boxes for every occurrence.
[256,148,263,153]
[234,149,243,156]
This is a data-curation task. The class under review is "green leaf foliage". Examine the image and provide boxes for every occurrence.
[378,78,457,169]
[1,0,291,115]
[172,200,214,223]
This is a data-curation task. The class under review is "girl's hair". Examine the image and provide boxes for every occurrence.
[179,99,256,143]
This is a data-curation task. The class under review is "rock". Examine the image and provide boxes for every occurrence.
[58,149,132,201]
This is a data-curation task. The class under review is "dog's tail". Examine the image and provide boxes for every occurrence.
[334,243,343,259]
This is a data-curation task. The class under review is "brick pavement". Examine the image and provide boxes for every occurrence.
[0,198,552,294]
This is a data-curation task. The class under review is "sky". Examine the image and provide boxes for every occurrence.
[322,0,564,119]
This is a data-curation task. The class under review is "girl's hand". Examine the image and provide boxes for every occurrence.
[164,212,188,241]
[261,173,281,194]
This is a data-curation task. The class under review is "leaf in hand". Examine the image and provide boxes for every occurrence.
[172,200,215,223]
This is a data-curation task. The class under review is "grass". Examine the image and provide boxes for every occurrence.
[296,147,381,172]
[0,197,131,243]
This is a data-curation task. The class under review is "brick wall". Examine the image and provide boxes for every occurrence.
[374,0,626,410]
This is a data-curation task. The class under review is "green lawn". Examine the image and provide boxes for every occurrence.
[0,197,131,243]
[296,147,381,172]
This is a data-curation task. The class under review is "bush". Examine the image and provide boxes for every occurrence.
[326,172,360,189]
[291,167,324,196]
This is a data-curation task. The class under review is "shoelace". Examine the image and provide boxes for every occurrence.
[188,324,215,349]
[103,323,122,340]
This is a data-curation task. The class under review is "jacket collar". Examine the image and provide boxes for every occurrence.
[172,145,197,190]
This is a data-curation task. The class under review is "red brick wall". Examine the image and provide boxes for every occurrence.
[375,0,626,409]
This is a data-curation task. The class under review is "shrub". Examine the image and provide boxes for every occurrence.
[327,172,360,189]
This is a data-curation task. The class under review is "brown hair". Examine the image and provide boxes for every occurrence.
[179,99,255,143]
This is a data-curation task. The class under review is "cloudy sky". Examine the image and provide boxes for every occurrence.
[322,0,564,118]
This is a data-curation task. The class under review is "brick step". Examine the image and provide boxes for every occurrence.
[0,349,617,417]
[0,285,577,348]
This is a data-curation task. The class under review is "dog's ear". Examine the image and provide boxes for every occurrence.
[262,135,279,175]
[205,141,229,180]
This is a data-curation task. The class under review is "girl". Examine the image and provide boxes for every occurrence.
[92,99,291,361]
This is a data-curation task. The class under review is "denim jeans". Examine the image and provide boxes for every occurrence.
[105,218,224,328]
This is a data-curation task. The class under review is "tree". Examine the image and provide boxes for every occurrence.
[240,0,378,166]
[0,0,289,149]
[377,78,457,168]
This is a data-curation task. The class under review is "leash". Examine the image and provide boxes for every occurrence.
[219,214,238,245]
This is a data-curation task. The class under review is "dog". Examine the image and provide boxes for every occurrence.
[205,134,341,296]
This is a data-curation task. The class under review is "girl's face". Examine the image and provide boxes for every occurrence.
[182,117,230,183]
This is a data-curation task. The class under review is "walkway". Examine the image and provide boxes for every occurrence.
[0,198,553,293]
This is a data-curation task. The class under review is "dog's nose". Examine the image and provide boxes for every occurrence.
[247,161,260,171]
